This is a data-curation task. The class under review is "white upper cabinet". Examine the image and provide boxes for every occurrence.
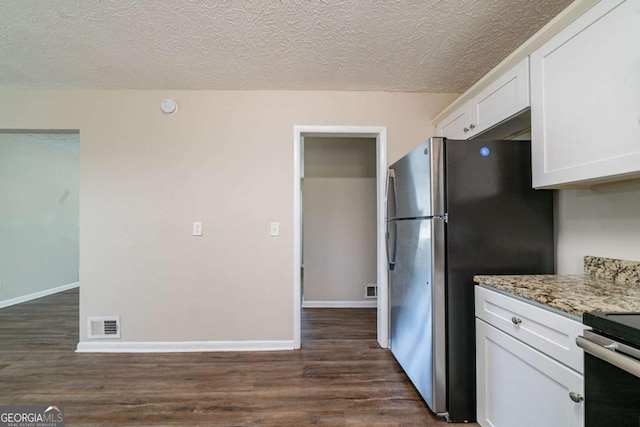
[436,57,530,140]
[437,103,470,140]
[530,0,640,188]
[468,57,530,137]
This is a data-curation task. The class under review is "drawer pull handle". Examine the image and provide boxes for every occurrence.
[569,392,584,403]
[511,317,522,325]
[463,127,469,133]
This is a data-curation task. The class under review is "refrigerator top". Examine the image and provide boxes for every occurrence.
[388,138,445,220]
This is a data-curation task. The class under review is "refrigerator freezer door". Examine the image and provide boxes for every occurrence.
[444,139,554,422]
[389,218,446,414]
[388,138,445,219]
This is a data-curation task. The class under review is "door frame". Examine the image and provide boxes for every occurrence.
[293,125,388,349]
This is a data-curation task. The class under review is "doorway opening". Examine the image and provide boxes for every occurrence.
[302,136,377,308]
[0,130,79,313]
[293,126,388,349]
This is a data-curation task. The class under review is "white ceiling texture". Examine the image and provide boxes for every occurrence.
[0,0,572,92]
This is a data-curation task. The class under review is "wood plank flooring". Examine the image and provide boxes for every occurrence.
[0,290,477,426]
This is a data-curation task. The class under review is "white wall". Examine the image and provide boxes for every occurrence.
[0,133,79,304]
[556,179,640,273]
[0,90,457,346]
[303,138,376,305]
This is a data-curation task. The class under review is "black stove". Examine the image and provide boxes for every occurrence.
[580,311,640,427]
[583,311,640,348]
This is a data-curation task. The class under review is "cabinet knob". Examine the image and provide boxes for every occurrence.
[569,392,584,403]
[463,127,469,133]
[511,317,522,325]
[469,124,476,129]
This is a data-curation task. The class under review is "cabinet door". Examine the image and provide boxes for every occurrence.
[437,103,471,140]
[469,57,530,137]
[476,319,584,427]
[475,286,585,373]
[530,0,640,188]
[437,58,529,140]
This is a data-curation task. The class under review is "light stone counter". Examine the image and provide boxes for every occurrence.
[473,274,640,319]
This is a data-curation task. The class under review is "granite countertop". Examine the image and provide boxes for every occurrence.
[474,274,640,319]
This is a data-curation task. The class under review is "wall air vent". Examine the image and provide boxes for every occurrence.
[365,284,377,299]
[88,316,121,339]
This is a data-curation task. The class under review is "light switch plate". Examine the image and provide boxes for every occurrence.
[270,222,280,237]
[192,222,202,236]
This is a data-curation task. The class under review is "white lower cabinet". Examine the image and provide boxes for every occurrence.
[476,320,584,427]
[475,287,585,427]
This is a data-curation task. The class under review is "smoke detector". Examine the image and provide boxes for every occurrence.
[160,98,178,114]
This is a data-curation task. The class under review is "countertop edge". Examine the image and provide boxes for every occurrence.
[474,273,640,320]
[475,282,582,322]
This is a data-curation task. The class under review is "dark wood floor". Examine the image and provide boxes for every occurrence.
[0,290,476,426]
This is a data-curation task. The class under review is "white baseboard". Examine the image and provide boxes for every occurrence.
[0,281,80,309]
[302,300,377,308]
[76,340,295,353]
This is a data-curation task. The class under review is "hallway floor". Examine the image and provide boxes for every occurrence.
[0,290,475,426]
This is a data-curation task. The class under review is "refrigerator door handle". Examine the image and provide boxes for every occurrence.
[386,169,398,270]
[386,220,398,271]
[386,169,397,218]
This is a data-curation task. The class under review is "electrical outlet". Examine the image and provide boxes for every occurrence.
[270,222,280,237]
[192,222,203,236]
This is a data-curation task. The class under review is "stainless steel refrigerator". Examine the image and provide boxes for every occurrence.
[386,137,554,422]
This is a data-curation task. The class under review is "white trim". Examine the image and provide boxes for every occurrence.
[375,128,389,349]
[76,340,295,353]
[0,281,79,309]
[293,125,389,350]
[302,300,377,308]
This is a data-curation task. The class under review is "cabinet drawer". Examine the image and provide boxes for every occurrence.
[475,286,585,373]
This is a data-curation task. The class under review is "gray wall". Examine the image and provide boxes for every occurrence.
[303,138,377,305]
[0,133,79,304]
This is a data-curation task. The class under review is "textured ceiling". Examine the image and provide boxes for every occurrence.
[0,0,573,92]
